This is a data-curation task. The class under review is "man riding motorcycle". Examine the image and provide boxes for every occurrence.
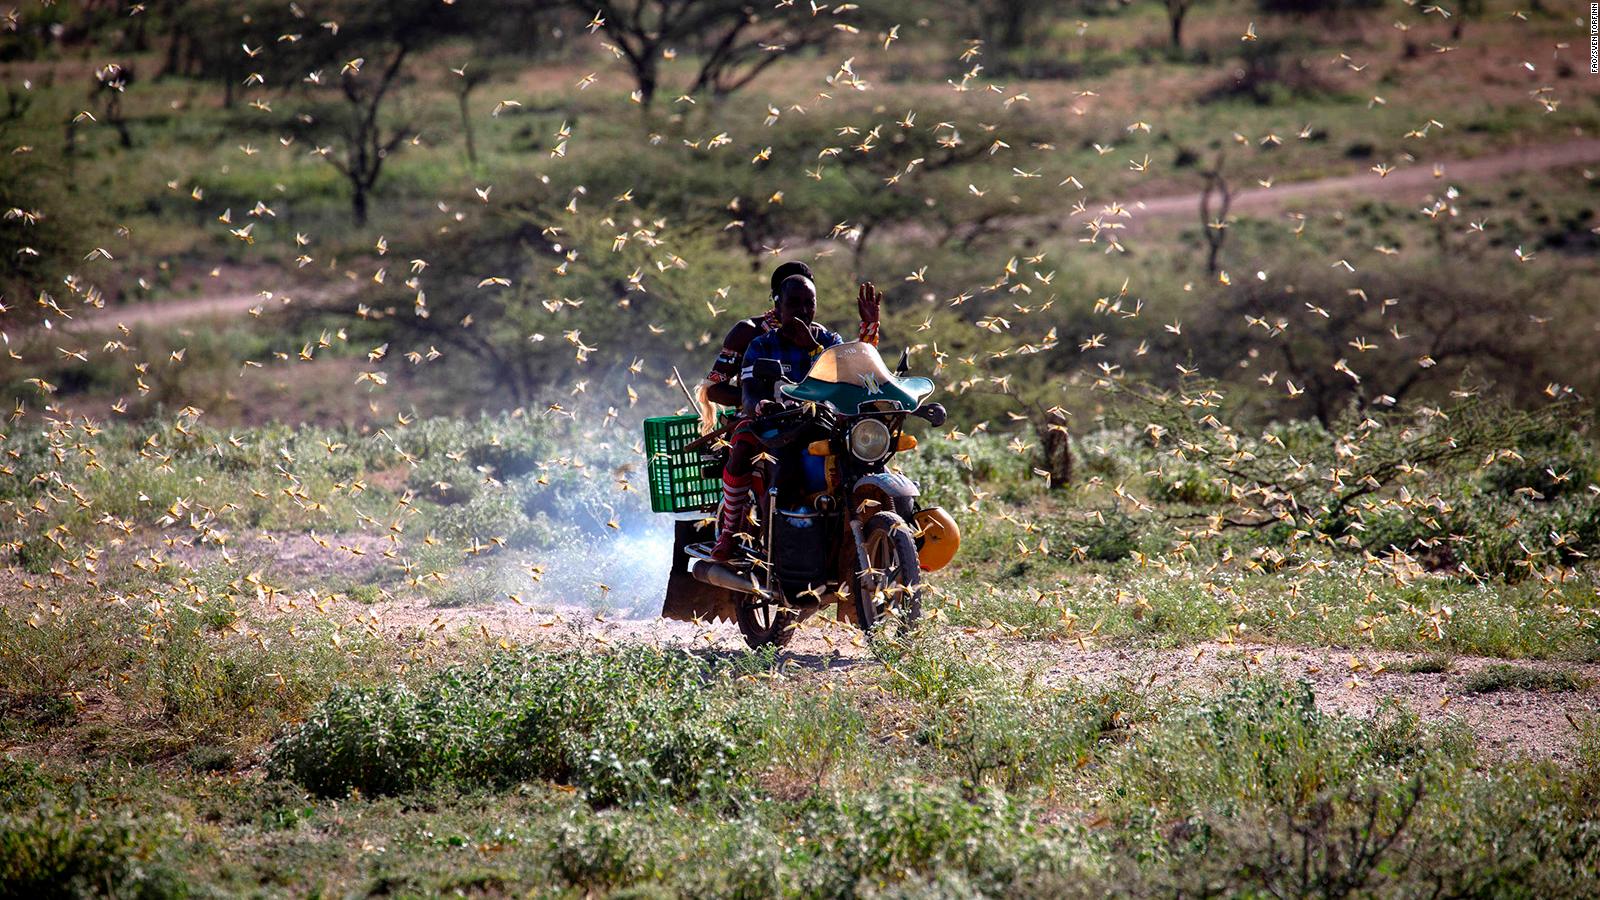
[702,261,881,408]
[711,274,884,561]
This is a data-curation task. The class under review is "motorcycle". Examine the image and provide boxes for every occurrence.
[657,341,961,648]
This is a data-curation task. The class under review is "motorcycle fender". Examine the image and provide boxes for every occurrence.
[662,518,741,623]
[834,518,872,626]
[851,472,918,521]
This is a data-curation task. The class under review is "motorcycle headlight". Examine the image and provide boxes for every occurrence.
[848,419,892,462]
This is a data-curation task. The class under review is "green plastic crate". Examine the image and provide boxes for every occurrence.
[644,414,720,513]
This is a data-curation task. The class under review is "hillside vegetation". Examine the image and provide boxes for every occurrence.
[2,0,1599,895]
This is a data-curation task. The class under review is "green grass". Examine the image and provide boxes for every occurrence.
[936,557,1600,660]
[1457,663,1587,695]
[3,7,1600,893]
[268,646,759,804]
[3,648,1599,897]
[1400,653,1454,674]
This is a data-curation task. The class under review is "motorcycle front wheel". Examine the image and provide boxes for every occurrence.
[854,511,923,636]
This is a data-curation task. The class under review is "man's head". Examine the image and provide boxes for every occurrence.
[770,261,812,302]
[775,275,817,334]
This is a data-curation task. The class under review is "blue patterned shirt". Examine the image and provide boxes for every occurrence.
[742,324,843,386]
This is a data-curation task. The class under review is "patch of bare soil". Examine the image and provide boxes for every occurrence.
[364,571,1600,761]
[27,529,1595,762]
[66,264,361,333]
[369,589,873,664]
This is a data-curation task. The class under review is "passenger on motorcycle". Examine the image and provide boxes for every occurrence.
[710,274,883,561]
[701,261,881,408]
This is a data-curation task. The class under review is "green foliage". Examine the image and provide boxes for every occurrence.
[1399,653,1453,674]
[1048,507,1145,563]
[1359,485,1600,581]
[1105,677,1462,820]
[0,153,105,328]
[1481,425,1599,501]
[790,782,1075,897]
[1457,663,1585,695]
[0,803,185,900]
[268,646,757,804]
[873,633,1146,795]
[896,433,1034,507]
[1146,461,1228,506]
[0,587,386,756]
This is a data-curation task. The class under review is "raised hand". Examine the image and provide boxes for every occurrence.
[857,281,882,325]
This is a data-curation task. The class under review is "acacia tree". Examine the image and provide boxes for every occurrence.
[321,49,412,227]
[154,0,299,108]
[283,0,460,226]
[1165,0,1199,49]
[1198,151,1231,276]
[451,63,491,167]
[1177,259,1586,427]
[574,0,845,107]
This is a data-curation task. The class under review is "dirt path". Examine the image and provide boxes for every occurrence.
[50,139,1600,331]
[870,136,1600,245]
[357,571,1599,763]
[182,531,1595,762]
[1013,639,1600,763]
[67,272,358,332]
[373,588,1599,761]
[24,529,1600,763]
[1104,136,1600,224]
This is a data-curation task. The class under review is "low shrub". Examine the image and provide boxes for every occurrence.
[1105,677,1461,822]
[791,782,1077,897]
[0,804,185,900]
[1049,507,1143,563]
[1147,463,1230,506]
[1457,664,1585,695]
[268,647,758,805]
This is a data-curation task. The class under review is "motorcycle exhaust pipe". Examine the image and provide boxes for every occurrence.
[691,560,770,598]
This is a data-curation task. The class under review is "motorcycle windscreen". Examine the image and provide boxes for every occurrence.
[781,341,934,413]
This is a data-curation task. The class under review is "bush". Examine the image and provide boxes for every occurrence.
[1481,426,1599,501]
[792,783,1075,898]
[0,804,185,900]
[268,647,758,805]
[1106,677,1457,821]
[1360,485,1600,581]
[1147,462,1229,506]
[1457,664,1585,695]
[1049,507,1143,563]
[1201,39,1341,106]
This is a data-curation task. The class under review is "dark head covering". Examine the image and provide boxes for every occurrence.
[769,261,813,299]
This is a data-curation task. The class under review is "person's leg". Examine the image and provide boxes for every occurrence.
[712,425,761,561]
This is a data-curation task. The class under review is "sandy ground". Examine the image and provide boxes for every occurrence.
[64,266,361,332]
[207,532,1599,763]
[1011,639,1600,763]
[11,528,1598,762]
[370,583,1600,762]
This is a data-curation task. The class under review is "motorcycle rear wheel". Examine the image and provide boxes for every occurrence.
[855,511,923,636]
[737,598,799,649]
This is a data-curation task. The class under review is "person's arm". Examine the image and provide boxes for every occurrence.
[856,281,882,346]
[705,320,757,407]
[739,338,771,418]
